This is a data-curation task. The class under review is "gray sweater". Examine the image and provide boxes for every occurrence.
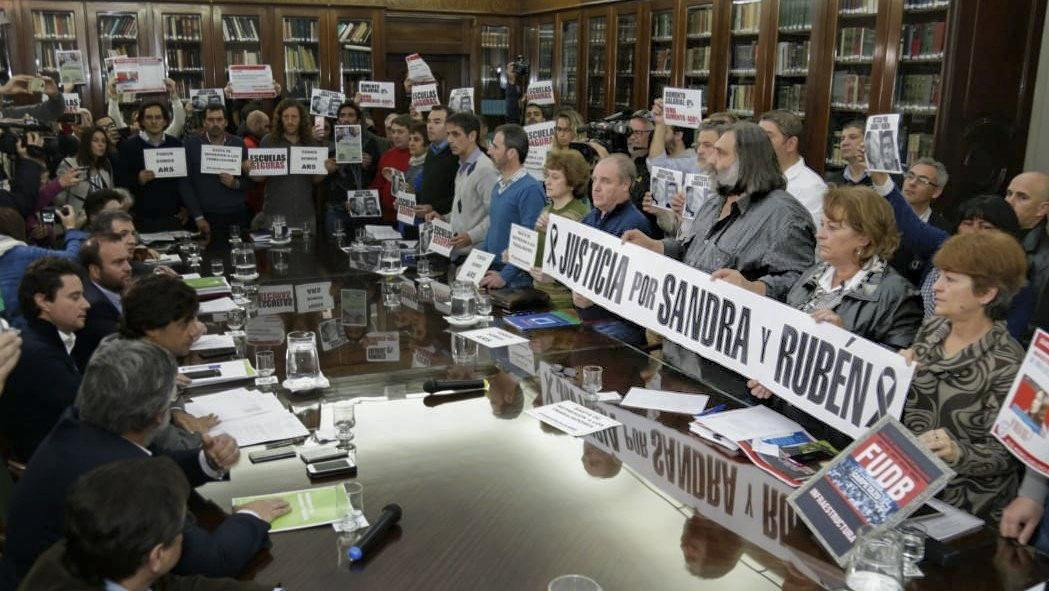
[450,150,498,256]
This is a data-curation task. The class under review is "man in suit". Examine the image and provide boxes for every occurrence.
[72,233,131,371]
[18,457,275,591]
[0,339,289,586]
[0,257,88,461]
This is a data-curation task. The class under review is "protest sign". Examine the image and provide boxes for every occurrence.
[318,319,349,352]
[247,148,287,176]
[347,190,382,218]
[540,215,915,439]
[228,65,275,99]
[649,166,683,211]
[144,148,187,178]
[662,87,704,129]
[411,83,440,112]
[309,88,345,118]
[508,223,540,271]
[993,329,1049,478]
[405,53,435,82]
[189,88,224,110]
[290,146,327,175]
[449,87,475,113]
[358,80,395,109]
[524,80,555,106]
[56,50,86,85]
[335,125,363,164]
[682,172,715,221]
[113,57,166,93]
[257,284,295,315]
[455,249,495,285]
[428,219,454,257]
[340,289,368,326]
[864,114,903,174]
[524,121,556,180]
[364,332,400,362]
[788,416,954,566]
[200,145,242,176]
[395,191,416,225]
[62,93,80,114]
[295,282,334,313]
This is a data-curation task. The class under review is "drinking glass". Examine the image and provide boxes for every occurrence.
[451,281,476,321]
[233,246,258,281]
[332,400,356,450]
[271,214,290,245]
[354,227,367,249]
[226,306,246,331]
[582,366,603,401]
[254,349,277,387]
[339,481,365,531]
[548,575,602,591]
[382,280,400,308]
[846,528,904,591]
[475,289,492,316]
[210,257,225,277]
[285,331,320,389]
[451,332,478,363]
[243,282,259,315]
[271,247,290,272]
[230,279,247,305]
[416,256,431,278]
[332,218,345,239]
[380,241,401,273]
[228,224,242,247]
[896,524,926,578]
[302,219,315,243]
[417,280,433,303]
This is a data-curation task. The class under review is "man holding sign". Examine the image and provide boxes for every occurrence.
[116,101,208,237]
[185,104,251,247]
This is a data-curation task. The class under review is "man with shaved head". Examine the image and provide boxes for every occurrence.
[1005,171,1049,344]
[241,110,270,215]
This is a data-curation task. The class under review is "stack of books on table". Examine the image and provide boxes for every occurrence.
[183,275,232,298]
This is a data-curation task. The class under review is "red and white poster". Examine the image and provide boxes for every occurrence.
[994,329,1049,477]
[524,80,555,106]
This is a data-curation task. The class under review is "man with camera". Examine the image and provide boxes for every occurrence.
[0,204,86,321]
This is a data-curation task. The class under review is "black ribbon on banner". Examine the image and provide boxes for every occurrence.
[545,223,558,267]
[866,371,898,428]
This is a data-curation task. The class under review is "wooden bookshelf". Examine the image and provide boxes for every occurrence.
[582,7,612,120]
[150,5,216,99]
[334,7,383,99]
[21,1,90,110]
[473,17,514,123]
[644,1,679,108]
[555,11,581,111]
[611,3,641,113]
[273,7,331,101]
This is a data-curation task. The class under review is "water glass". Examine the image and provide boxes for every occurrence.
[382,281,400,308]
[243,282,259,315]
[339,481,365,532]
[582,365,603,400]
[380,241,401,273]
[416,256,431,278]
[451,281,476,321]
[233,246,258,281]
[846,528,904,591]
[302,219,315,243]
[210,257,225,277]
[548,575,602,591]
[451,332,478,363]
[897,524,926,578]
[230,279,247,305]
[271,214,290,245]
[417,279,433,303]
[271,247,290,272]
[332,218,345,239]
[226,306,246,331]
[228,224,242,244]
[285,331,320,389]
[332,400,356,450]
[254,349,277,387]
[475,289,492,316]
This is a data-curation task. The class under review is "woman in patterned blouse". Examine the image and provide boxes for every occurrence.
[901,231,1028,522]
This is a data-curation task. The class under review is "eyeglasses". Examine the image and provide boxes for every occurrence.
[904,172,938,187]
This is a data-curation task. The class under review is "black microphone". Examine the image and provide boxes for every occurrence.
[422,378,487,393]
[347,503,403,562]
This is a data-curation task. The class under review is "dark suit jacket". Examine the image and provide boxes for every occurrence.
[0,409,270,587]
[0,318,81,461]
[72,279,120,372]
[889,208,951,286]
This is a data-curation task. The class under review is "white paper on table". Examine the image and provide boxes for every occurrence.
[693,405,802,443]
[198,297,238,315]
[184,388,285,419]
[909,499,985,542]
[457,327,529,349]
[507,224,539,271]
[190,333,236,351]
[620,387,710,415]
[179,359,257,388]
[365,225,403,241]
[144,148,188,178]
[207,410,309,447]
[455,249,495,286]
[295,282,334,313]
[526,401,622,437]
[596,391,622,403]
[200,145,242,175]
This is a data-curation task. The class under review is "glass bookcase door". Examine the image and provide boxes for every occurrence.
[480,25,510,119]
[893,0,951,165]
[337,18,374,96]
[30,9,78,82]
[727,0,762,118]
[685,3,713,115]
[161,13,205,99]
[283,16,321,100]
[826,0,877,169]
[537,23,554,81]
[97,11,140,98]
[773,0,813,117]
[586,16,608,119]
[648,9,673,106]
[614,12,637,112]
[560,20,579,106]
[222,15,262,67]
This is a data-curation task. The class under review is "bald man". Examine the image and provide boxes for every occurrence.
[241,111,270,215]
[1005,172,1049,345]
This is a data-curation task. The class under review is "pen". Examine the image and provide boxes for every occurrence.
[696,403,727,418]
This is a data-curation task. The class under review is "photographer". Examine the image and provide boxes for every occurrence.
[505,60,525,124]
[0,204,86,321]
[0,75,64,123]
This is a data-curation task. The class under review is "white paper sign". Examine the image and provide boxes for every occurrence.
[144,148,187,178]
[56,50,86,85]
[395,191,416,225]
[541,214,915,439]
[113,57,166,93]
[682,172,716,221]
[334,125,363,164]
[364,331,400,362]
[455,249,496,285]
[449,87,475,113]
[200,145,242,176]
[358,81,395,109]
[621,387,710,415]
[290,146,327,175]
[405,53,435,82]
[411,83,440,113]
[228,65,275,99]
[258,284,295,315]
[650,166,684,211]
[427,219,454,258]
[457,327,530,349]
[524,121,556,180]
[348,190,382,218]
[526,401,622,437]
[62,93,80,114]
[295,282,334,313]
[309,88,345,118]
[340,289,368,326]
[524,80,555,106]
[993,329,1049,478]
[244,315,285,345]
[318,318,349,352]
[247,148,288,176]
[864,113,903,174]
[189,88,225,110]
[662,87,704,129]
[508,223,539,271]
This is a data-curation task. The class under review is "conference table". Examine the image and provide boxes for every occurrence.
[182,232,1049,590]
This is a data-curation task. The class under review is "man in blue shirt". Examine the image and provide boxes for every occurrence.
[479,124,547,290]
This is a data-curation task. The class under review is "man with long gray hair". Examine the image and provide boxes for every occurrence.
[0,339,288,587]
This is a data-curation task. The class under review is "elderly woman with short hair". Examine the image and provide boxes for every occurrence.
[902,230,1028,522]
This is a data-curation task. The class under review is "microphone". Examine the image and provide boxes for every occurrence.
[422,378,487,394]
[347,503,403,562]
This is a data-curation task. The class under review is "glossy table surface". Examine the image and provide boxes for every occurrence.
[184,234,1049,591]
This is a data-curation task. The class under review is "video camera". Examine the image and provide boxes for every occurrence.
[582,111,642,156]
[0,118,58,162]
[507,55,530,80]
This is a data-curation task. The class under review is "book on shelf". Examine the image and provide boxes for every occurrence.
[33,12,75,38]
[164,15,201,41]
[839,0,878,14]
[283,18,318,42]
[166,47,202,70]
[838,27,876,59]
[904,0,951,9]
[775,84,806,114]
[732,42,758,71]
[831,71,871,105]
[685,47,711,73]
[897,73,941,108]
[776,40,810,74]
[341,49,372,74]
[688,6,713,36]
[223,16,260,43]
[617,18,637,43]
[651,48,672,74]
[652,12,673,39]
[227,49,261,66]
[828,131,844,165]
[732,1,761,32]
[900,21,946,58]
[284,46,319,71]
[779,0,813,30]
[338,21,373,45]
[588,20,607,45]
[906,133,935,164]
[481,28,510,47]
[99,15,137,39]
[728,83,755,112]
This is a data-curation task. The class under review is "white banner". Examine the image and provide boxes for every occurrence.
[411,83,440,112]
[508,223,539,271]
[540,215,915,439]
[449,87,475,113]
[258,284,295,315]
[524,80,555,105]
[144,148,187,178]
[189,88,225,110]
[113,57,166,93]
[650,166,683,211]
[228,65,275,99]
[295,282,334,313]
[335,125,363,164]
[524,121,556,180]
[309,88,345,118]
[200,145,242,176]
[358,81,395,109]
[994,329,1049,478]
[247,148,287,176]
[289,146,327,175]
[662,86,704,129]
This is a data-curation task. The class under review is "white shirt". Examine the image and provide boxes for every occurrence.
[58,330,76,355]
[784,157,828,225]
[816,263,868,294]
